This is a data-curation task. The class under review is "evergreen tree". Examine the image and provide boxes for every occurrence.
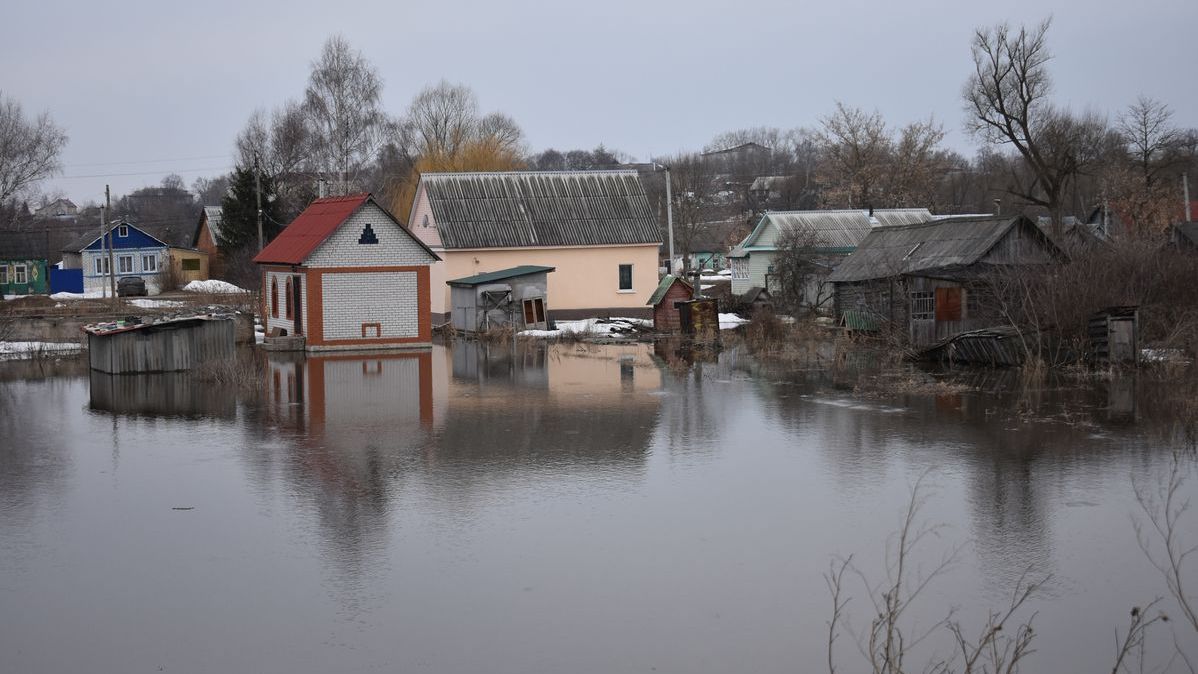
[218,165,284,250]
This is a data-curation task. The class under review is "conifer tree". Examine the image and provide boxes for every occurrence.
[218,165,284,250]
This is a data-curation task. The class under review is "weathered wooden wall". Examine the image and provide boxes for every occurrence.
[88,318,235,374]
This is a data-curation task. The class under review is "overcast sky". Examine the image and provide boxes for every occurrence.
[5,0,1196,204]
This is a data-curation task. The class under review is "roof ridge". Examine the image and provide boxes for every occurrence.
[422,169,638,178]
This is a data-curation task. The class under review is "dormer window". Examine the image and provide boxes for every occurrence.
[117,225,129,237]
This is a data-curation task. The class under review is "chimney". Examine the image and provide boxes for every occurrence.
[317,179,327,199]
[992,198,1001,216]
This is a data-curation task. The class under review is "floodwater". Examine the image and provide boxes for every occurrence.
[1,342,1195,673]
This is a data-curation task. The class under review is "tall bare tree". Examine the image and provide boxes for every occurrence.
[964,19,1086,235]
[1118,96,1181,187]
[816,103,891,209]
[0,92,68,204]
[303,35,393,194]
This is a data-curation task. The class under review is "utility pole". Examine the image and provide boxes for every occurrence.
[105,185,116,305]
[1185,172,1192,222]
[254,152,264,252]
[651,162,675,274]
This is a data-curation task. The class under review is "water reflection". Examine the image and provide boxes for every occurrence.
[1,344,1193,673]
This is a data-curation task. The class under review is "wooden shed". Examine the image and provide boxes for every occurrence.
[1089,306,1139,364]
[447,265,555,332]
[85,315,235,374]
[647,275,694,332]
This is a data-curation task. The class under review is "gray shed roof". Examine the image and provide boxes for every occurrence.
[741,208,934,251]
[827,215,1058,283]
[447,265,556,287]
[200,207,223,244]
[419,170,661,249]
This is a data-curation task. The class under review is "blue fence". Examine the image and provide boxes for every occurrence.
[49,267,84,294]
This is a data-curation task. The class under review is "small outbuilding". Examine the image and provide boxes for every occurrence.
[85,315,235,374]
[1089,306,1139,365]
[447,265,555,332]
[647,275,694,332]
[254,193,441,351]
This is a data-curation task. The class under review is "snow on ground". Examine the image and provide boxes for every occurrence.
[519,317,650,339]
[719,313,750,330]
[49,291,107,300]
[0,341,83,359]
[183,280,247,294]
[128,298,185,309]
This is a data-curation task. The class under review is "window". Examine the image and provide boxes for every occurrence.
[522,298,546,325]
[0,266,7,285]
[181,258,200,271]
[118,255,135,274]
[117,225,129,237]
[731,257,749,281]
[142,254,158,273]
[94,257,110,275]
[618,264,633,291]
[284,277,293,320]
[910,291,935,321]
[14,264,27,285]
[270,277,279,317]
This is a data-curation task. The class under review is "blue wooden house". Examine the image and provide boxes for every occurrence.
[72,222,172,295]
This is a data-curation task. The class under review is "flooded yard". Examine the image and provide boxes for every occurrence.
[1,342,1195,673]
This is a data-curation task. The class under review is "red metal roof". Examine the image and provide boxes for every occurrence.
[253,193,371,265]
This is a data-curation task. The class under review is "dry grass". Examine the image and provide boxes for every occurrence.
[194,349,266,391]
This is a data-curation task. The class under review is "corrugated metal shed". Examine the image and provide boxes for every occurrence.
[86,316,235,374]
[827,215,1061,283]
[420,170,661,249]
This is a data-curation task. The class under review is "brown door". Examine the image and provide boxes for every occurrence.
[292,275,303,335]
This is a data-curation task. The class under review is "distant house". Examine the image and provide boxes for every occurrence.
[827,215,1066,347]
[685,218,743,272]
[408,170,662,322]
[0,258,48,295]
[61,220,209,294]
[193,207,225,276]
[253,193,440,350]
[728,209,934,298]
[33,198,78,219]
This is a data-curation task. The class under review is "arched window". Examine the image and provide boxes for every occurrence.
[284,277,293,320]
[270,277,279,317]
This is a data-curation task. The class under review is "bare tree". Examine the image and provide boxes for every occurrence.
[771,226,835,314]
[235,100,316,218]
[887,118,950,208]
[816,103,891,209]
[405,80,481,158]
[303,35,393,194]
[0,92,68,204]
[1118,96,1181,186]
[965,19,1072,233]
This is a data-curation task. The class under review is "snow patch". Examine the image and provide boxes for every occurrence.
[50,291,106,300]
[183,280,247,294]
[128,298,185,309]
[0,341,83,359]
[719,313,750,330]
[519,317,651,339]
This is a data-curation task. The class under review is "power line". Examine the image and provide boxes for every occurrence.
[63,154,230,169]
[56,165,234,180]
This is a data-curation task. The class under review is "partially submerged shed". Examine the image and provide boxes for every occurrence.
[447,265,555,332]
[647,275,694,332]
[85,315,235,374]
[1089,306,1139,364]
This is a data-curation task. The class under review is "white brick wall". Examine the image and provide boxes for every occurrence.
[305,203,436,268]
[321,271,418,341]
[264,270,306,335]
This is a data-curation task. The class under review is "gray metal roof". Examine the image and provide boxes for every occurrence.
[742,209,934,251]
[202,207,224,243]
[827,215,1053,283]
[420,170,661,249]
[447,265,556,287]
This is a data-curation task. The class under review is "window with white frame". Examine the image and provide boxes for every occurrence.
[910,291,935,321]
[14,264,27,284]
[94,257,110,275]
[731,257,749,280]
[118,255,135,274]
[117,225,129,237]
[142,254,158,272]
[618,264,633,291]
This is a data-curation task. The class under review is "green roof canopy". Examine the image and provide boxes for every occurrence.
[447,265,556,287]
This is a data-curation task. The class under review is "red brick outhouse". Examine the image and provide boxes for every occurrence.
[647,275,695,332]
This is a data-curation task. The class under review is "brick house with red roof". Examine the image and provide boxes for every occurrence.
[254,193,440,350]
